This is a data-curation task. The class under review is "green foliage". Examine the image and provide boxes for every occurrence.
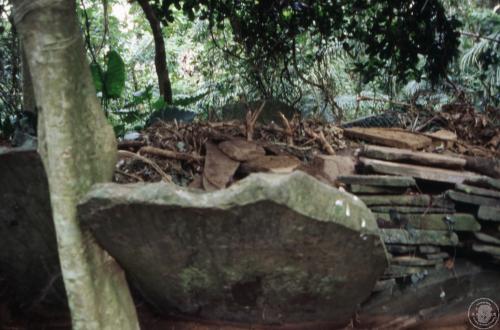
[91,50,126,100]
[104,50,126,98]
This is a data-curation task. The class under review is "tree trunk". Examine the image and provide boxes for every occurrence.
[11,1,140,329]
[136,0,173,104]
[21,46,36,113]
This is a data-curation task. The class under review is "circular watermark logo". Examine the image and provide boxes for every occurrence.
[468,298,499,329]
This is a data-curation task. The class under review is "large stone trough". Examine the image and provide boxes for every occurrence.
[78,171,387,325]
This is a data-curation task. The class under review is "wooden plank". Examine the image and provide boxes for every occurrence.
[344,128,432,150]
[361,145,466,169]
[360,157,481,184]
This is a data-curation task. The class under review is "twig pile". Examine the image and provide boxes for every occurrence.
[115,117,346,186]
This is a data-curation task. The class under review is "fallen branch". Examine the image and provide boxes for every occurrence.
[246,101,266,141]
[305,128,335,155]
[139,146,204,162]
[118,150,172,182]
[279,111,294,146]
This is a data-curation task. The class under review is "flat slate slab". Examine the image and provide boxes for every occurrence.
[360,158,481,184]
[464,176,500,191]
[338,175,416,187]
[0,149,65,308]
[360,145,466,169]
[375,213,480,232]
[455,183,500,199]
[349,184,407,194]
[446,190,500,207]
[477,206,500,222]
[344,128,432,149]
[370,206,454,214]
[78,171,387,325]
[360,195,453,208]
[379,229,459,246]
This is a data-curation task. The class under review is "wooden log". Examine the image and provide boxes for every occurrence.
[360,157,481,184]
[344,128,432,150]
[360,145,466,169]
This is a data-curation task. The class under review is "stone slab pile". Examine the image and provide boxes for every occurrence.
[339,144,500,287]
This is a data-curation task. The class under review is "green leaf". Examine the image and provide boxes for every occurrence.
[172,91,209,107]
[152,97,167,111]
[104,50,126,99]
[90,63,104,93]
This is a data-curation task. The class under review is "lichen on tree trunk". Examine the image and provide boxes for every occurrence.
[12,1,139,329]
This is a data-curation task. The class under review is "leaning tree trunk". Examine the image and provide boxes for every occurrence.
[136,0,173,104]
[11,1,140,329]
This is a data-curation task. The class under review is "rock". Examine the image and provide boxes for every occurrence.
[464,176,500,191]
[425,129,457,142]
[373,279,396,292]
[360,158,481,184]
[0,149,65,309]
[123,131,141,141]
[218,140,266,162]
[202,142,240,190]
[343,128,432,150]
[464,156,500,179]
[445,190,500,207]
[360,195,453,208]
[425,252,450,260]
[380,229,459,246]
[474,232,500,246]
[359,260,500,329]
[472,244,500,256]
[391,256,441,267]
[309,155,356,183]
[220,99,297,124]
[240,155,301,174]
[360,145,466,169]
[478,206,500,222]
[349,185,407,194]
[384,265,431,278]
[455,183,500,199]
[337,175,416,187]
[78,171,387,324]
[386,245,417,254]
[371,206,454,214]
[374,213,480,232]
[146,106,196,126]
[419,246,441,254]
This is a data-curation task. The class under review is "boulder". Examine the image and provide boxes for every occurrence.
[220,99,297,124]
[78,171,387,325]
[0,149,65,309]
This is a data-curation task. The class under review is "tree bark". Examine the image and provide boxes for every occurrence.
[11,1,140,329]
[21,46,36,113]
[136,0,173,104]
